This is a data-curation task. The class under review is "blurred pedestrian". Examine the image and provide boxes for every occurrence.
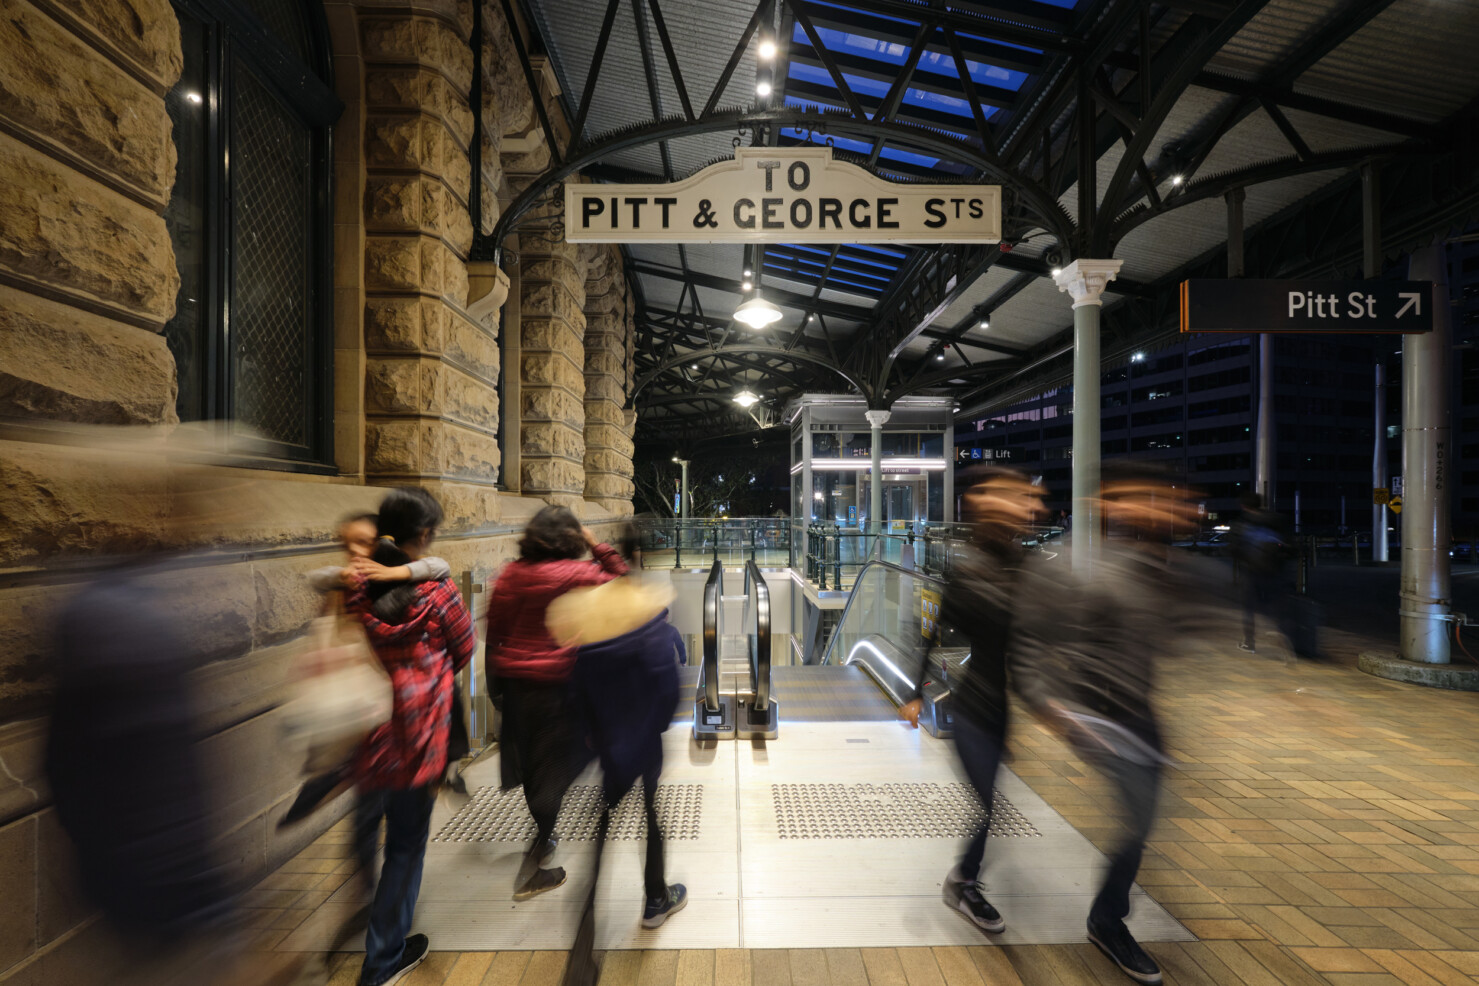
[1228,492,1289,654]
[901,465,1045,936]
[485,506,627,899]
[549,526,687,986]
[1016,460,1189,985]
[345,487,476,986]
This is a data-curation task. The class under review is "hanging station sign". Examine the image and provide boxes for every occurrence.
[565,147,1000,244]
[1179,279,1434,334]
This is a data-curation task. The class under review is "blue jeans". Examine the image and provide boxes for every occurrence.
[953,712,1006,880]
[359,786,433,986]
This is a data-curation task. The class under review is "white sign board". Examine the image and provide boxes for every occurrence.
[565,147,1000,244]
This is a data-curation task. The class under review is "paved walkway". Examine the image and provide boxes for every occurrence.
[248,599,1479,985]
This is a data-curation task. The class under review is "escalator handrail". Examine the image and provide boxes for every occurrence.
[819,559,949,666]
[700,559,723,712]
[744,558,771,712]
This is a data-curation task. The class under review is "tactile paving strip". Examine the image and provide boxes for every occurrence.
[772,782,1040,840]
[432,783,703,843]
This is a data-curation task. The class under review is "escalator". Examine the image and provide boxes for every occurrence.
[819,559,968,738]
[693,558,777,739]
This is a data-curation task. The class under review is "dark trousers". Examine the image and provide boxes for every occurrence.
[954,712,1006,880]
[595,774,666,900]
[501,678,574,844]
[1085,752,1161,926]
[358,786,434,986]
[1240,572,1282,647]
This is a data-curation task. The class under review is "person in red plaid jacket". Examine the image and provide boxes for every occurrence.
[344,487,476,986]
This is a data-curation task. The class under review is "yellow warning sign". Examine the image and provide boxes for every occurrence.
[1388,495,1403,515]
[1373,487,1390,505]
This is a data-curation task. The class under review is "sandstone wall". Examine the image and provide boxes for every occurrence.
[0,1,634,975]
[582,245,636,514]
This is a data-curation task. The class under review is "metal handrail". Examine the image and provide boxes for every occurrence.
[745,558,772,713]
[699,559,723,713]
[819,559,949,666]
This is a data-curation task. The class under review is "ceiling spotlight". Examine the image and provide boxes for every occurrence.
[690,364,698,370]
[742,280,753,290]
[186,91,203,104]
[978,319,990,329]
[734,295,783,328]
[1132,352,1145,362]
[733,389,761,408]
[807,314,815,321]
[743,268,753,276]
[756,80,772,97]
[1170,174,1184,186]
[935,352,946,361]
[759,39,777,60]
[1051,266,1063,277]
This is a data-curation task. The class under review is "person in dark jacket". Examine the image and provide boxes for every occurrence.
[1013,460,1190,986]
[485,506,628,899]
[1228,491,1289,654]
[901,465,1046,936]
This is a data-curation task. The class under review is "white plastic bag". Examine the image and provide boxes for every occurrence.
[282,601,393,773]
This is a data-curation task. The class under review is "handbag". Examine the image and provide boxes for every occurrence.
[282,594,394,773]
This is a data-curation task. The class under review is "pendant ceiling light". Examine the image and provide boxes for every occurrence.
[734,295,783,328]
[733,390,760,408]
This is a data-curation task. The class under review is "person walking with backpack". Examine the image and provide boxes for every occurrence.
[344,487,476,986]
[485,506,628,899]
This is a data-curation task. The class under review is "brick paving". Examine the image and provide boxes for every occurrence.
[245,598,1479,985]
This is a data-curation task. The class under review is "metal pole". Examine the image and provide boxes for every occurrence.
[1255,337,1275,510]
[943,418,955,523]
[1366,164,1388,565]
[680,459,690,520]
[1374,363,1388,563]
[1400,244,1452,664]
[866,409,891,536]
[1055,261,1122,570]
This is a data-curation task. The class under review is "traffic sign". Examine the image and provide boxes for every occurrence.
[1391,476,1403,497]
[1373,488,1390,505]
[1389,495,1403,515]
[1179,279,1434,334]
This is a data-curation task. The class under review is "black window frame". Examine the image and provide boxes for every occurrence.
[166,0,341,470]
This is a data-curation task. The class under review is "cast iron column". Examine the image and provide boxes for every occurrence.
[866,408,891,536]
[1054,260,1122,570]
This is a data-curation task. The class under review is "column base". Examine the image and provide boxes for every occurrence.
[1358,650,1479,691]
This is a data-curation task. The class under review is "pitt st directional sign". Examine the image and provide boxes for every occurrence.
[1179,279,1434,334]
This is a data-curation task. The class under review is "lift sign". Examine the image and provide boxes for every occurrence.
[565,147,1001,244]
[1179,279,1434,334]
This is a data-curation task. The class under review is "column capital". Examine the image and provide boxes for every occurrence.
[864,409,892,429]
[1053,259,1123,308]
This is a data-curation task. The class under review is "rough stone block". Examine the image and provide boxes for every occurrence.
[583,422,634,457]
[520,279,586,323]
[519,316,583,355]
[583,473,634,499]
[0,287,178,425]
[361,15,473,93]
[520,458,585,496]
[0,132,177,325]
[0,0,175,206]
[138,563,256,661]
[364,296,425,352]
[366,418,500,482]
[53,0,182,88]
[521,421,584,458]
[519,387,584,427]
[521,351,585,392]
[445,311,499,381]
[0,813,37,972]
[584,349,625,377]
[520,255,583,285]
[365,68,472,147]
[584,448,634,477]
[583,374,625,404]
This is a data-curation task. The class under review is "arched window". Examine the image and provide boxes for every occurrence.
[164,0,340,466]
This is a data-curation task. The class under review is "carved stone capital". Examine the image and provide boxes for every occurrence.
[1053,259,1123,308]
[864,409,892,429]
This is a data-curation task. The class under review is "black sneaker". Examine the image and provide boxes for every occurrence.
[514,865,566,901]
[363,933,428,986]
[944,867,1005,934]
[534,835,558,865]
[641,884,688,928]
[1088,919,1162,984]
[1238,642,1256,653]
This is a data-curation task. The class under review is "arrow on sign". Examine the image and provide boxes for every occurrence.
[1396,292,1422,318]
